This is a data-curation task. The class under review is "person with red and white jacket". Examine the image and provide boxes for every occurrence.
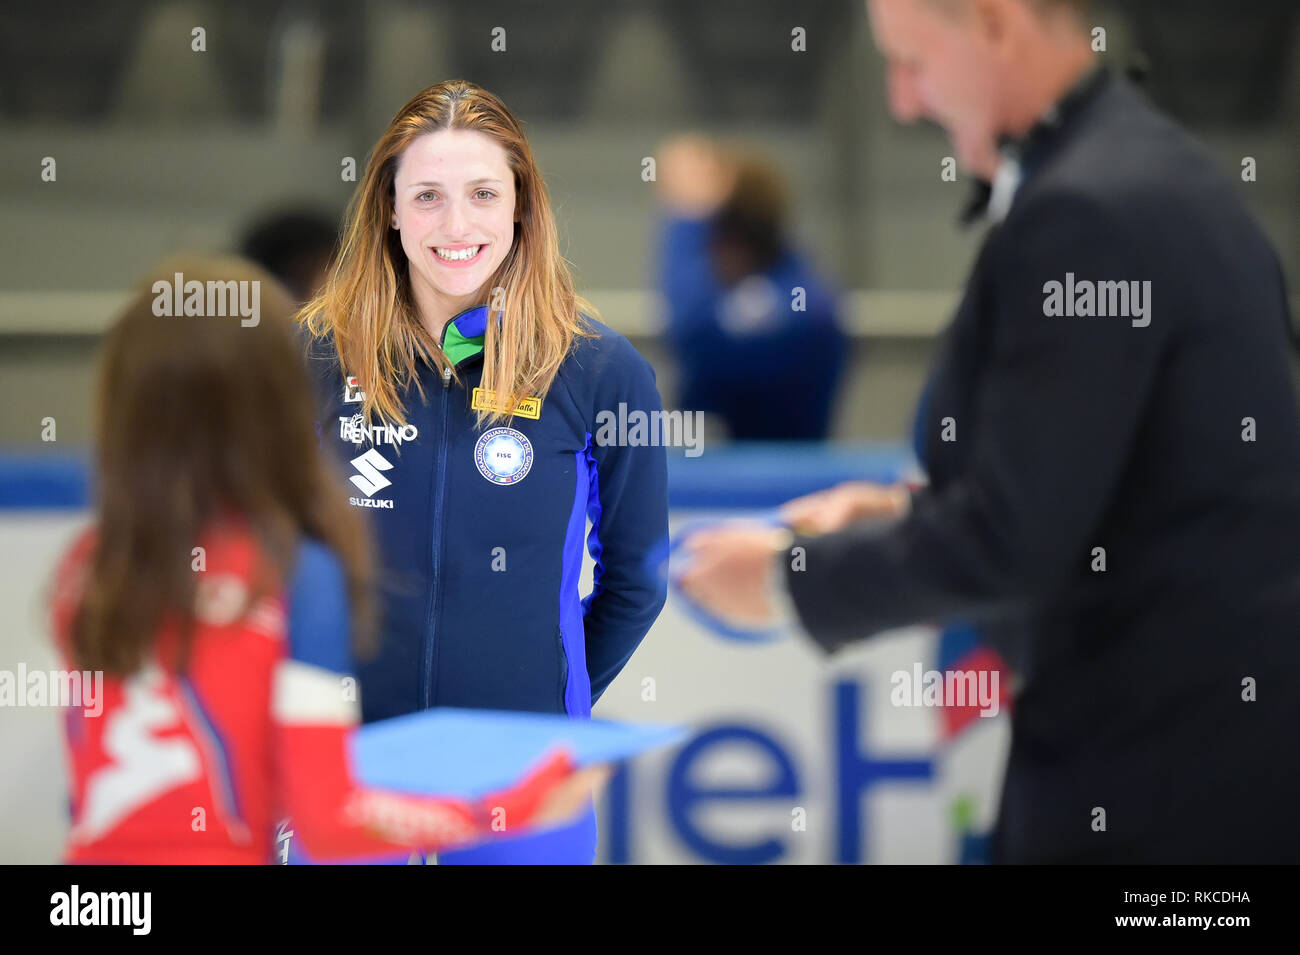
[52,519,591,865]
[50,254,598,865]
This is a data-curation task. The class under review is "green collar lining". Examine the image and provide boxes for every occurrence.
[442,320,484,365]
[440,305,489,366]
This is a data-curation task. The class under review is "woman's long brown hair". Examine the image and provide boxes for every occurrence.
[71,254,374,674]
[298,79,597,430]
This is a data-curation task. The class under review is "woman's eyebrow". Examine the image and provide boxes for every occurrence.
[408,178,503,189]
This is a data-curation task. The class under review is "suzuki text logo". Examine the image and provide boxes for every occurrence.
[349,449,393,497]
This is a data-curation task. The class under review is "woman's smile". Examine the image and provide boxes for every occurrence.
[430,243,487,268]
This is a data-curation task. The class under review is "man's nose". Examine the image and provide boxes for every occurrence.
[888,67,924,123]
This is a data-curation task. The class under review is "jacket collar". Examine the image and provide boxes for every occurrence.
[440,304,490,368]
[960,65,1111,227]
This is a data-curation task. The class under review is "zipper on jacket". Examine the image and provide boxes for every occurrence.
[422,363,454,708]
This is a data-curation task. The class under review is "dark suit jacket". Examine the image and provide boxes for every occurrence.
[786,70,1300,863]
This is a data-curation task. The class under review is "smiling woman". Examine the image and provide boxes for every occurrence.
[391,129,517,329]
[295,80,670,865]
[300,80,597,434]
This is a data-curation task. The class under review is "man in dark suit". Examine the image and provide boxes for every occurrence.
[680,0,1300,863]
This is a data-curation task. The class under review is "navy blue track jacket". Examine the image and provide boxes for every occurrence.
[303,306,668,724]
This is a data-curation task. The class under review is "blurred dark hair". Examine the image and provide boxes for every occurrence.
[710,154,789,273]
[239,209,340,302]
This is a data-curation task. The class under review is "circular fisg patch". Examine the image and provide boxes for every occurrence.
[474,428,534,485]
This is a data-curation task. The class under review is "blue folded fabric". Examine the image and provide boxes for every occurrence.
[285,709,684,865]
[353,707,685,799]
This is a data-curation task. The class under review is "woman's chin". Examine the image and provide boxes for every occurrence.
[423,274,486,302]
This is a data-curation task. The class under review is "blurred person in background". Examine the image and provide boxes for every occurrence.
[48,255,601,865]
[679,0,1300,863]
[655,135,848,441]
[298,80,669,865]
[239,208,340,305]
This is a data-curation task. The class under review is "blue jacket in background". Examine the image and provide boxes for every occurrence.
[658,215,848,440]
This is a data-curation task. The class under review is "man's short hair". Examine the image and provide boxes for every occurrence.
[923,0,1090,17]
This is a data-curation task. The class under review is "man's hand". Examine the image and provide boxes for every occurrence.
[779,481,910,536]
[675,523,791,630]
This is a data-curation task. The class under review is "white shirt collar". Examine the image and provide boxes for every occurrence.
[986,152,1023,225]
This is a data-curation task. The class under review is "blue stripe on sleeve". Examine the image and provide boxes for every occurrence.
[287,537,355,676]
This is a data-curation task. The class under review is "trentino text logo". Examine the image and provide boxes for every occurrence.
[339,413,419,447]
